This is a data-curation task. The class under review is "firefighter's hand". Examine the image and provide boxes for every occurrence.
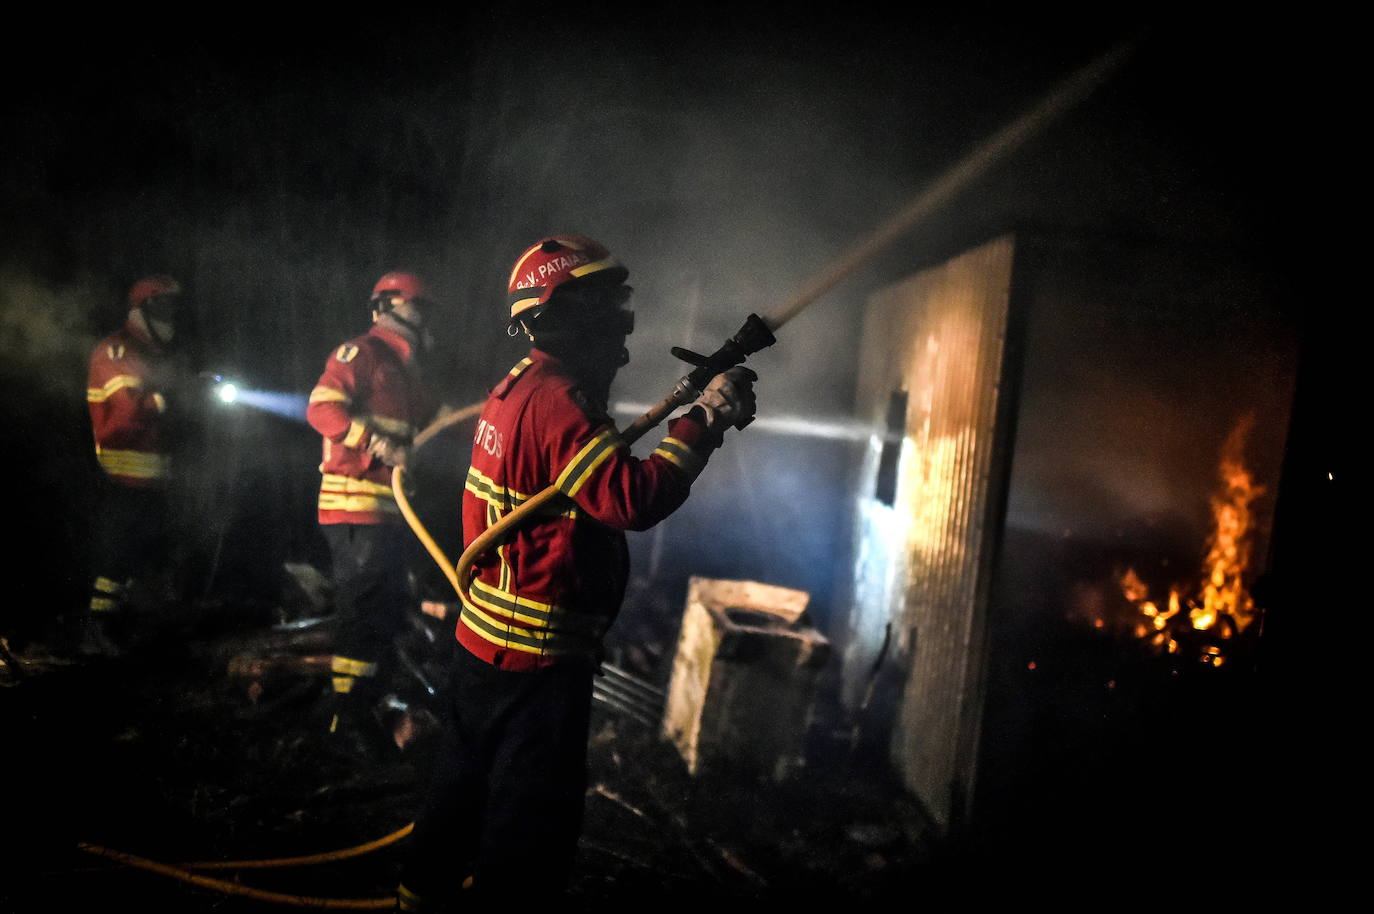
[367,433,411,469]
[693,366,757,432]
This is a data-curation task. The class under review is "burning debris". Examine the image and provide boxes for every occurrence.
[1113,414,1268,667]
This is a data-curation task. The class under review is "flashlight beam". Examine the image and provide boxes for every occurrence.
[230,390,310,422]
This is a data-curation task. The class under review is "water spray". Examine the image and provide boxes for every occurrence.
[394,38,1139,605]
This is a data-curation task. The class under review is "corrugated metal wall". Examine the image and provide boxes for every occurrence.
[843,235,1014,830]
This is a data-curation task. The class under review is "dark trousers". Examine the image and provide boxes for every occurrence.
[322,523,411,698]
[401,646,595,903]
[89,481,169,614]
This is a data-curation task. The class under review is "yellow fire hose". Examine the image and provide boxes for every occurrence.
[178,823,415,870]
[395,38,1136,613]
[77,823,414,908]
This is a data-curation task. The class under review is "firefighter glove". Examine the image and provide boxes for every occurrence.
[693,366,758,432]
[367,433,411,469]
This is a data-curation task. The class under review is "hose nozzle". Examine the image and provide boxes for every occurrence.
[671,313,777,393]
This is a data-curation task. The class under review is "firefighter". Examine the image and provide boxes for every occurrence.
[81,274,187,657]
[397,235,758,907]
[307,271,439,755]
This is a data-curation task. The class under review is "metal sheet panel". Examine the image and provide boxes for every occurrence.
[844,235,1015,829]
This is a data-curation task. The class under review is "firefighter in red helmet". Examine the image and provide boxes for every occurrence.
[81,274,187,656]
[397,235,757,906]
[307,270,439,755]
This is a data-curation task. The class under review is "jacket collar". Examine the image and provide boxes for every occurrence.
[369,321,416,362]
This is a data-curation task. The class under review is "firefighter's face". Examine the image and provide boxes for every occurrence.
[593,287,634,367]
[550,285,633,365]
[604,308,634,367]
[577,320,631,389]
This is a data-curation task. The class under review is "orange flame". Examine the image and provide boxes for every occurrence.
[1192,414,1264,634]
[1116,414,1265,655]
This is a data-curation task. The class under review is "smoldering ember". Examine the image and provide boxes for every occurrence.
[0,10,1340,912]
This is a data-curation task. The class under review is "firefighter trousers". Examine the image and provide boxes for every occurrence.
[321,523,411,702]
[400,645,595,904]
[88,480,170,616]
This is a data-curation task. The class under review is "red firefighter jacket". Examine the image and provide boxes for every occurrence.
[459,349,721,671]
[307,323,436,525]
[86,319,173,487]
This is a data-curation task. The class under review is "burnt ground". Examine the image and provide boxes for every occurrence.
[0,591,952,913]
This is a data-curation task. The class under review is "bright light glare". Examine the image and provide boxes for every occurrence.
[216,382,239,404]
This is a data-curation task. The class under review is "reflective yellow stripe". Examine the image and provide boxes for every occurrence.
[458,607,551,654]
[457,604,593,654]
[466,467,580,519]
[653,436,704,477]
[96,448,168,479]
[469,578,610,636]
[570,255,620,278]
[309,385,350,404]
[470,577,556,627]
[90,597,119,612]
[318,494,399,514]
[465,466,533,507]
[332,676,356,693]
[554,427,620,497]
[319,473,398,513]
[343,421,368,448]
[94,576,124,594]
[457,606,602,656]
[87,375,142,402]
[454,577,601,657]
[331,656,378,677]
[321,474,394,496]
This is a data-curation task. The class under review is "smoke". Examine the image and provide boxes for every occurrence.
[0,267,103,401]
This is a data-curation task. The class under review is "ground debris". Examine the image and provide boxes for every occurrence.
[3,599,940,910]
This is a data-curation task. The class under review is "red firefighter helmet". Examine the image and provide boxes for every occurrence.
[127,275,182,309]
[370,271,431,317]
[507,235,628,325]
